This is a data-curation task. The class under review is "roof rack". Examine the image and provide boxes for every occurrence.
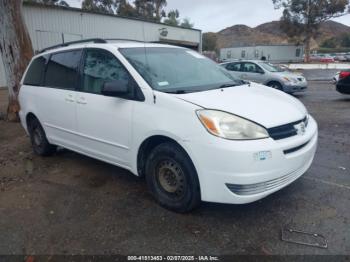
[105,38,148,43]
[38,38,150,53]
[39,38,107,53]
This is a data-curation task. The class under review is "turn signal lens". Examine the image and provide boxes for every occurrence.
[198,114,219,135]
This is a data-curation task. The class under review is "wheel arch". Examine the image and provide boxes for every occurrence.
[136,135,196,178]
[25,112,39,130]
[266,79,282,86]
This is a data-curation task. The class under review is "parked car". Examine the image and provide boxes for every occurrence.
[320,56,335,63]
[336,70,350,94]
[220,60,308,93]
[345,54,350,62]
[333,54,347,62]
[310,54,335,63]
[19,39,318,212]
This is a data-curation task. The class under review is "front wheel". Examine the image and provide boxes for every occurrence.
[145,143,201,213]
[267,81,283,91]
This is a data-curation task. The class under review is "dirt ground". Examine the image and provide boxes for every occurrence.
[0,82,349,255]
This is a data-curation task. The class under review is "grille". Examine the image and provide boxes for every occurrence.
[268,116,308,140]
[226,170,301,196]
[283,140,310,155]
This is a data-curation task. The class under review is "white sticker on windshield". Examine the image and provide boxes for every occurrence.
[158,81,169,87]
[186,51,205,59]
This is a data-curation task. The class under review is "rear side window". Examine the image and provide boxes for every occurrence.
[45,50,82,89]
[23,55,49,86]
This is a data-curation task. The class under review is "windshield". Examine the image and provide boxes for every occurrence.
[259,62,285,73]
[120,47,242,93]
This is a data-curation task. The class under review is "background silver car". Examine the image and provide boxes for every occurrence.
[220,60,308,93]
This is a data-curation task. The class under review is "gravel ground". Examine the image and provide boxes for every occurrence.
[0,81,349,255]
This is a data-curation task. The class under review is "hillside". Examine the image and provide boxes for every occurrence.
[211,20,350,50]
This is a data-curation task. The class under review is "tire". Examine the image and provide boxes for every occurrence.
[267,81,283,91]
[145,142,201,213]
[28,117,56,156]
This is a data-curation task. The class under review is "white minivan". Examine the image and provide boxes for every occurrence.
[19,39,318,212]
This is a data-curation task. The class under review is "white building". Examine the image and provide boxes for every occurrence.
[0,2,202,87]
[220,44,304,63]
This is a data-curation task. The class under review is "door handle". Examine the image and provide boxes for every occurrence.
[65,94,75,103]
[77,97,87,105]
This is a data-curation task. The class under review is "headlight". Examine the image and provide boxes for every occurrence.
[196,110,269,140]
[283,77,298,84]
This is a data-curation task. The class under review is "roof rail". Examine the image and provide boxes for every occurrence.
[105,38,147,43]
[39,38,107,53]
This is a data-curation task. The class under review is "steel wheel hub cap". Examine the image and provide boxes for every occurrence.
[157,160,185,196]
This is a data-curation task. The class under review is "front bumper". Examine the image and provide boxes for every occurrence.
[283,82,308,93]
[185,115,318,204]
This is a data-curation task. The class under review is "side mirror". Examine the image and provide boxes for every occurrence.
[101,80,130,97]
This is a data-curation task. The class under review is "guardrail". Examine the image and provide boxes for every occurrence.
[286,63,350,70]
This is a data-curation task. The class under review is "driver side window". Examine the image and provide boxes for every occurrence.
[82,49,130,94]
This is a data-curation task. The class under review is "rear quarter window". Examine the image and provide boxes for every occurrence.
[23,55,49,86]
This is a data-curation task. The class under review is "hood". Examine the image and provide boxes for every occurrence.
[174,83,307,128]
[274,71,304,79]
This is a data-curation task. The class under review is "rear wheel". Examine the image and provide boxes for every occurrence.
[267,81,283,91]
[145,142,201,213]
[28,117,56,156]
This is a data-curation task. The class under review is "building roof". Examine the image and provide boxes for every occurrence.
[222,43,304,49]
[23,1,201,33]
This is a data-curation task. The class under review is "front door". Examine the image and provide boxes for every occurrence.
[240,62,266,83]
[75,48,134,168]
[225,62,242,79]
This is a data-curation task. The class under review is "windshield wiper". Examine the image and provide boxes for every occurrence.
[163,90,189,94]
[215,81,240,89]
[218,83,237,89]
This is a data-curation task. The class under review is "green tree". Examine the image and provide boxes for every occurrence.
[81,0,169,21]
[134,0,156,20]
[180,18,194,28]
[117,0,138,17]
[154,0,167,21]
[273,0,350,62]
[82,0,116,14]
[202,32,217,51]
[321,37,338,48]
[24,0,69,6]
[163,9,179,26]
[341,33,350,47]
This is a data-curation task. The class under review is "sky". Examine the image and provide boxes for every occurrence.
[66,0,350,32]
